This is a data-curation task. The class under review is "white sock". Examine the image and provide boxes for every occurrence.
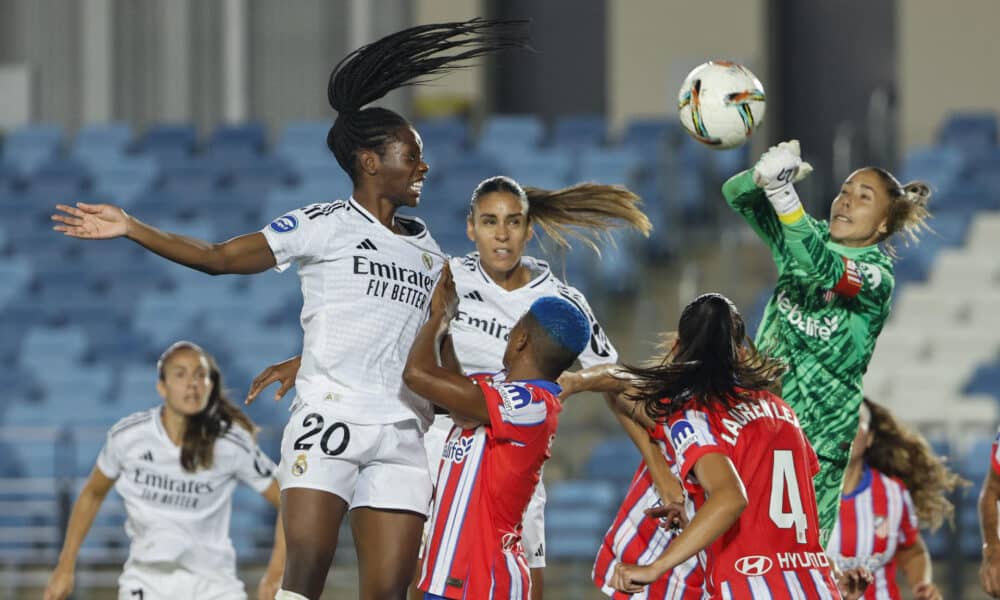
[274,590,311,600]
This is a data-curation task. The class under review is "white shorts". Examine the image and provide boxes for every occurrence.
[277,403,433,515]
[118,562,245,600]
[423,415,548,568]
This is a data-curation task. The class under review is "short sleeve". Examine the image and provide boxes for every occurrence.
[260,204,336,272]
[991,428,1000,476]
[478,378,551,444]
[230,433,277,493]
[95,429,122,480]
[898,487,920,548]
[558,285,618,366]
[665,409,725,484]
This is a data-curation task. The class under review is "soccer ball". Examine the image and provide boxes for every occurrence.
[677,61,766,150]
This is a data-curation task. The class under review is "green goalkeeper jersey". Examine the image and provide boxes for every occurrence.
[722,170,894,467]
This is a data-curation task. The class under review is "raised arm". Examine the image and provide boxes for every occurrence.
[53,202,277,275]
[44,466,116,600]
[403,265,490,424]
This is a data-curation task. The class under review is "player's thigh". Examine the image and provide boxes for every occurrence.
[352,419,433,515]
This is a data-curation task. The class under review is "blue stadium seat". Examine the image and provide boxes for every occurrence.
[20,325,89,373]
[478,114,545,156]
[547,479,620,510]
[577,148,641,186]
[1,124,64,174]
[91,157,160,206]
[0,258,32,309]
[899,146,964,196]
[552,114,606,149]
[72,122,133,165]
[622,118,675,153]
[938,112,998,154]
[584,437,642,485]
[278,120,329,147]
[964,359,1000,400]
[207,122,268,157]
[494,149,574,190]
[138,124,197,161]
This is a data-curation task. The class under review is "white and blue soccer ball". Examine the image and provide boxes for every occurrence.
[677,60,766,150]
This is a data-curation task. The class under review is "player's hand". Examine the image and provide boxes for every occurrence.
[43,566,74,600]
[556,370,581,401]
[430,263,458,321]
[246,355,301,404]
[257,569,282,600]
[912,581,942,600]
[981,544,1000,597]
[645,501,689,529]
[836,566,872,600]
[52,202,130,239]
[752,140,813,219]
[611,561,657,593]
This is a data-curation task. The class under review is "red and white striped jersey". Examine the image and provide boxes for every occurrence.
[827,465,919,599]
[592,461,704,600]
[653,390,840,599]
[419,373,561,600]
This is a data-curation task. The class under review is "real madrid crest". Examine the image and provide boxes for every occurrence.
[422,253,433,270]
[292,453,308,477]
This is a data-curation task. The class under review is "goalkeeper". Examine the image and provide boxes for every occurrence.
[722,141,932,545]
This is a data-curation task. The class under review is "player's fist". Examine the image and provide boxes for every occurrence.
[752,140,812,219]
[43,567,74,600]
[52,201,130,239]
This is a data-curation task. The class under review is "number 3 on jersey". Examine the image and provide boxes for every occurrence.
[769,449,808,543]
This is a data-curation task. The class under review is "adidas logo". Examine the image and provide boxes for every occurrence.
[463,291,484,301]
[356,239,378,251]
[140,450,154,462]
[534,543,544,558]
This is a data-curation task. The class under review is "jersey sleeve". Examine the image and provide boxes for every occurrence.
[477,377,551,445]
[992,428,1000,476]
[95,428,123,480]
[898,487,920,548]
[260,205,335,272]
[558,285,618,365]
[722,169,788,269]
[664,409,725,484]
[229,431,277,493]
[776,211,895,306]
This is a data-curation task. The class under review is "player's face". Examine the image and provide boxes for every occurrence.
[157,348,213,417]
[467,191,532,276]
[377,126,428,208]
[828,169,890,247]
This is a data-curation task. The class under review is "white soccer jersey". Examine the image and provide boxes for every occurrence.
[95,408,277,578]
[449,252,618,374]
[261,199,445,428]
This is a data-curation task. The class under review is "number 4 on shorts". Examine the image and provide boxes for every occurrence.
[769,449,808,544]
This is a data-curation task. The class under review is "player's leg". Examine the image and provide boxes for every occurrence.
[352,420,433,600]
[280,488,350,598]
[815,454,849,547]
[352,507,427,599]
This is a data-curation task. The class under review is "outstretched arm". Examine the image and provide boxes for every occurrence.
[403,265,489,424]
[44,467,116,600]
[53,202,277,275]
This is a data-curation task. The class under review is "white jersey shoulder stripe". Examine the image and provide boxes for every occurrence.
[109,411,155,438]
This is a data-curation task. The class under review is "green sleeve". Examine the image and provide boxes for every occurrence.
[721,169,786,268]
[780,217,894,306]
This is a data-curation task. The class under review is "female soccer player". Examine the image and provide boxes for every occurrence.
[51,19,529,600]
[829,398,964,599]
[43,342,283,600]
[403,266,591,599]
[724,140,933,543]
[247,174,652,599]
[561,293,845,598]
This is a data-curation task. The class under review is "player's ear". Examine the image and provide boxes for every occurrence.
[357,148,380,177]
[513,325,530,353]
[156,379,168,400]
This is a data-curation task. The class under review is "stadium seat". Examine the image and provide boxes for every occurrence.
[552,114,606,149]
[577,148,641,187]
[938,112,998,154]
[138,124,197,161]
[478,114,545,156]
[1,124,64,174]
[584,437,642,486]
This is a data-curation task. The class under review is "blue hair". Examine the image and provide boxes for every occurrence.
[528,297,590,355]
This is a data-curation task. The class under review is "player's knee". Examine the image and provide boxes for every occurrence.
[361,572,412,600]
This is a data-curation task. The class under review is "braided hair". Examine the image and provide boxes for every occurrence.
[326,18,530,182]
